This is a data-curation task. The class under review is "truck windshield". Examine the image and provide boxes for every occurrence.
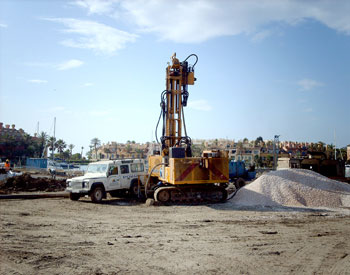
[86,164,108,174]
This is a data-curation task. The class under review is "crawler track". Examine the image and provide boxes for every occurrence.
[154,185,228,204]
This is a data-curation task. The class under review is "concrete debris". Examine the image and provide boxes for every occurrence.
[231,169,350,208]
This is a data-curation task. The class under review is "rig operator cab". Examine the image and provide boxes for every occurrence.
[66,159,147,203]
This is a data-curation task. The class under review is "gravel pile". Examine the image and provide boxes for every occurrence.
[231,169,350,208]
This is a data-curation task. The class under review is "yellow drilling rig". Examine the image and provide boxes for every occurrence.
[146,53,229,203]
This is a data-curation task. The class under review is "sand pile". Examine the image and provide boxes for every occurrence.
[232,169,350,208]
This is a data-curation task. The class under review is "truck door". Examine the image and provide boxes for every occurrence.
[107,165,120,191]
[119,164,130,188]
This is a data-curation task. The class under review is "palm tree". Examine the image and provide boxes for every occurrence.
[56,139,67,158]
[47,136,56,158]
[90,138,101,160]
[38,132,48,157]
[255,136,263,146]
[326,144,335,159]
[317,141,325,152]
[68,144,75,158]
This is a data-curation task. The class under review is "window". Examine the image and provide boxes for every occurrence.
[109,166,118,175]
[120,165,129,174]
[87,164,108,173]
[131,163,144,172]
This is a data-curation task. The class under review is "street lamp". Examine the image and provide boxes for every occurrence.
[273,135,280,170]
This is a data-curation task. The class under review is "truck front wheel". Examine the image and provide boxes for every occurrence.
[235,178,246,190]
[69,193,80,201]
[90,186,104,203]
[130,180,140,197]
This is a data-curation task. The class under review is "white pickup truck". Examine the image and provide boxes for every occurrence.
[66,159,147,203]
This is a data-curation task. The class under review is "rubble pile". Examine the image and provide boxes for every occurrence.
[0,173,66,194]
[232,169,350,208]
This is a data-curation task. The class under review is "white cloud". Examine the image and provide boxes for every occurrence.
[73,0,116,14]
[89,109,112,116]
[44,106,66,112]
[188,99,212,111]
[251,29,274,42]
[45,18,137,55]
[73,0,350,43]
[57,59,84,70]
[24,61,53,68]
[28,79,48,84]
[297,78,324,91]
[83,82,94,87]
[303,107,313,113]
[0,23,8,28]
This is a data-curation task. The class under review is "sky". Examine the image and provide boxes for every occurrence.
[0,0,349,154]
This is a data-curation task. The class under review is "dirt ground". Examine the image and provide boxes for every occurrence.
[1,197,350,275]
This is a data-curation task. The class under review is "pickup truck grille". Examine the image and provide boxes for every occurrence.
[71,181,82,190]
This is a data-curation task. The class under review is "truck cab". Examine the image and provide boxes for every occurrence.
[66,159,147,203]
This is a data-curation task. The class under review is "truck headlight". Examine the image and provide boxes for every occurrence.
[82,181,89,188]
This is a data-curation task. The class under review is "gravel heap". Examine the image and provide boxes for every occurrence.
[231,169,350,208]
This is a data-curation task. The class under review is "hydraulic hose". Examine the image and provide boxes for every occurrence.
[184,54,198,67]
[144,163,165,197]
[181,105,188,137]
[155,90,168,145]
[155,109,162,145]
[226,189,238,200]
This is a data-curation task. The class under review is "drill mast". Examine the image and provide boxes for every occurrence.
[161,53,196,156]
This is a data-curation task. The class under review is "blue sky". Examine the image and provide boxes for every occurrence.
[0,0,349,154]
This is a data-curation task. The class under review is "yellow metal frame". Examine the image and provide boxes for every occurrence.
[148,54,229,187]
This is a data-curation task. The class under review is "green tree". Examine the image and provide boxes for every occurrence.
[266,155,273,167]
[47,136,56,158]
[255,136,263,146]
[36,132,48,157]
[326,144,334,159]
[56,139,67,158]
[192,144,204,157]
[90,138,101,159]
[62,149,70,160]
[68,144,75,158]
[317,141,325,152]
[71,153,82,160]
[254,155,260,168]
[126,144,132,153]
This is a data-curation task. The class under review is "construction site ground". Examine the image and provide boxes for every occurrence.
[1,196,350,275]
